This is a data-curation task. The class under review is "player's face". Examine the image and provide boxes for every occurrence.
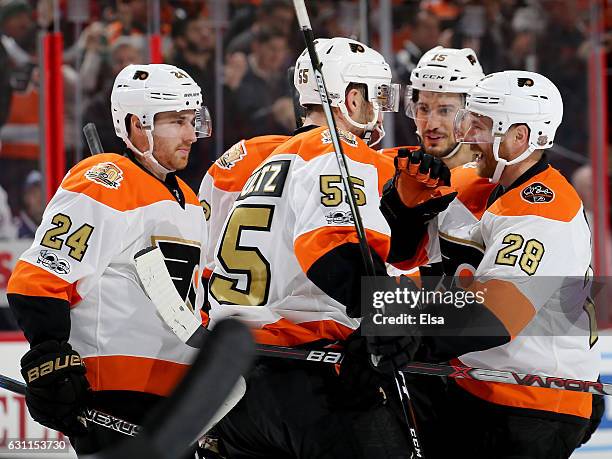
[464,114,497,178]
[152,110,198,171]
[413,92,463,158]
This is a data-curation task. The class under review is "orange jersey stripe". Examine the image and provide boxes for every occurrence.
[294,226,391,273]
[486,166,582,222]
[467,279,536,339]
[61,154,199,212]
[7,260,81,306]
[453,368,592,419]
[252,317,354,347]
[208,135,290,192]
[83,355,189,396]
[273,127,396,195]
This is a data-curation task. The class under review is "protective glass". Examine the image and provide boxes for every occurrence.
[453,108,496,144]
[404,87,464,122]
[153,107,212,138]
[373,83,401,112]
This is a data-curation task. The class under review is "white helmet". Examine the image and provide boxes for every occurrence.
[408,46,484,96]
[405,46,484,158]
[111,64,211,174]
[294,37,399,144]
[454,70,563,183]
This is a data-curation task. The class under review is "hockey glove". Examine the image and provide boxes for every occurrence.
[389,148,457,213]
[336,329,388,409]
[21,340,90,437]
[366,334,421,376]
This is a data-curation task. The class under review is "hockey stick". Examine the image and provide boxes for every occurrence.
[83,122,104,155]
[250,345,612,396]
[292,2,423,455]
[134,246,612,397]
[0,373,141,436]
[85,319,254,459]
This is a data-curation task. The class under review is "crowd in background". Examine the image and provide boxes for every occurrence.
[0,0,610,243]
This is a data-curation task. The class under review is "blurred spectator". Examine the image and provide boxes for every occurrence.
[438,0,509,73]
[170,13,218,191]
[0,0,36,59]
[0,181,16,240]
[107,0,148,44]
[226,25,293,142]
[16,169,43,239]
[226,0,294,55]
[82,35,145,155]
[395,10,441,84]
[171,15,215,111]
[537,0,588,155]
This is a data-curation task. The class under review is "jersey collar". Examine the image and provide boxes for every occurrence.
[487,154,550,208]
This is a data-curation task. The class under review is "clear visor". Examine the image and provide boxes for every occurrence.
[453,108,497,144]
[152,107,212,138]
[405,88,464,122]
[374,83,400,112]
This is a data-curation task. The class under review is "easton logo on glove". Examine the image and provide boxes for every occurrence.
[25,354,84,383]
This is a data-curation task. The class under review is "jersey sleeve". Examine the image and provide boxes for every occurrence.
[291,146,391,317]
[7,157,133,344]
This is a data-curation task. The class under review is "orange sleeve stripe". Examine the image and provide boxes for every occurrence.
[467,279,535,339]
[83,355,189,396]
[253,317,354,347]
[61,154,198,211]
[486,167,582,222]
[7,260,81,306]
[453,367,592,418]
[294,226,391,273]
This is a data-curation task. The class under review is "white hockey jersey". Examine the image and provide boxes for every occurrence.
[8,154,207,396]
[451,161,600,418]
[207,126,396,346]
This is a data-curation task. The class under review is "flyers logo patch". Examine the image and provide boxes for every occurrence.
[217,141,247,170]
[85,162,124,189]
[521,182,555,203]
[321,129,357,147]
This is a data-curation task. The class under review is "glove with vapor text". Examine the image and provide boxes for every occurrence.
[20,340,90,437]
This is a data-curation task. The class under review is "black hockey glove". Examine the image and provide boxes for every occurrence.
[381,148,457,264]
[335,329,388,409]
[366,334,421,375]
[20,340,90,437]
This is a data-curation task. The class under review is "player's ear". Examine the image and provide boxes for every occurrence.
[346,88,361,112]
[514,124,529,146]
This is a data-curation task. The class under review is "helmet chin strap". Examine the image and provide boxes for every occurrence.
[414,130,460,159]
[125,130,174,178]
[369,124,386,148]
[338,102,379,145]
[490,136,535,184]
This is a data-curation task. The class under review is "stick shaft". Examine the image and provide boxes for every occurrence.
[252,344,612,395]
[0,374,140,436]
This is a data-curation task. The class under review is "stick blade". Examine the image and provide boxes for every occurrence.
[93,319,254,459]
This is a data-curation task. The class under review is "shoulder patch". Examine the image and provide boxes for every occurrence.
[84,162,124,189]
[217,141,247,170]
[520,182,555,203]
[321,129,358,148]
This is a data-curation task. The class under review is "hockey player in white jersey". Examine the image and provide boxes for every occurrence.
[377,70,600,458]
[7,64,210,457]
[206,37,455,458]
